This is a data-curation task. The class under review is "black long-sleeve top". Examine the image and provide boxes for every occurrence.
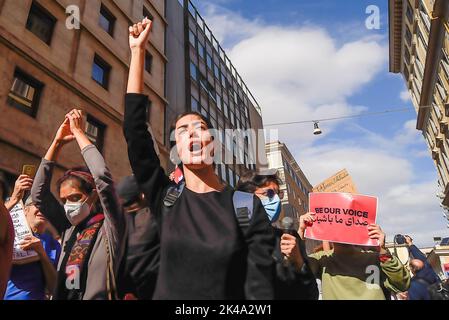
[123,93,275,300]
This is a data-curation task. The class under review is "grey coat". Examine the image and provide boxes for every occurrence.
[31,145,125,300]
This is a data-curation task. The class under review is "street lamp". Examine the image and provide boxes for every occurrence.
[313,122,322,135]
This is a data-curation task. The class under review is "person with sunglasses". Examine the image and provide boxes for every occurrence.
[236,170,319,300]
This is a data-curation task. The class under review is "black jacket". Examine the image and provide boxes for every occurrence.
[272,228,319,300]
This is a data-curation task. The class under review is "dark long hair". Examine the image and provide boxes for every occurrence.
[236,171,283,193]
[169,111,215,148]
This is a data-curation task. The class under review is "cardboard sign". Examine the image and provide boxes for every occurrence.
[313,169,358,194]
[305,192,378,246]
[9,201,39,265]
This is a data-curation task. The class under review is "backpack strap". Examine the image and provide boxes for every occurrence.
[158,182,185,238]
[161,186,254,235]
[163,182,185,207]
[232,191,254,232]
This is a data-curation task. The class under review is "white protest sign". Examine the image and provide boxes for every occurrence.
[9,201,39,265]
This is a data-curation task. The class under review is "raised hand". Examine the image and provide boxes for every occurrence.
[368,224,386,252]
[5,174,34,210]
[299,212,316,231]
[66,109,94,150]
[298,212,316,240]
[129,17,152,49]
[280,233,298,258]
[54,117,75,145]
[66,109,85,134]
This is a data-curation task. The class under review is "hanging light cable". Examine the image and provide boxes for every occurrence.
[264,107,413,127]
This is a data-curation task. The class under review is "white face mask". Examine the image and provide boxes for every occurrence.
[64,198,92,226]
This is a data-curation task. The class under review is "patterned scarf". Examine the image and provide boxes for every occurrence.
[65,214,105,275]
[55,214,104,300]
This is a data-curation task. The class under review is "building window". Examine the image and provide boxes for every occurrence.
[221,165,226,182]
[405,28,412,48]
[99,4,115,36]
[7,68,43,117]
[188,1,196,18]
[214,64,220,79]
[190,61,197,81]
[191,96,199,112]
[145,51,153,74]
[143,6,154,21]
[26,2,56,45]
[92,54,111,89]
[415,57,425,80]
[417,26,428,50]
[228,168,234,187]
[406,3,414,25]
[85,115,106,153]
[206,54,213,70]
[223,102,229,118]
[419,5,431,33]
[189,29,196,48]
[198,42,205,59]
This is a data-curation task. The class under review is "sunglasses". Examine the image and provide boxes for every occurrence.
[261,188,284,199]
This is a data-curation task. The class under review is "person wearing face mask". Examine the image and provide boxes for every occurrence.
[4,196,60,300]
[123,18,274,300]
[31,109,125,300]
[236,170,319,300]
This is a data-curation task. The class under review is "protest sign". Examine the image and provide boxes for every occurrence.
[305,192,378,246]
[9,201,39,265]
[313,169,358,193]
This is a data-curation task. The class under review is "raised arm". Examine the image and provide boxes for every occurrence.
[405,236,427,262]
[31,118,75,234]
[66,109,126,254]
[124,18,170,212]
[127,17,152,94]
[4,175,33,211]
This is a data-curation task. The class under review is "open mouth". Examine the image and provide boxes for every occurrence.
[189,141,203,154]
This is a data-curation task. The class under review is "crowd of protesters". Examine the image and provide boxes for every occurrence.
[0,18,447,301]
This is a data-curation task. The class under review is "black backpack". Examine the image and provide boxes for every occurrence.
[162,182,255,232]
[427,280,449,300]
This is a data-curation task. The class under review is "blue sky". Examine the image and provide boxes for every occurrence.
[193,0,447,247]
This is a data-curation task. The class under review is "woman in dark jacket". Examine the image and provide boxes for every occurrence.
[124,18,274,300]
[31,110,125,300]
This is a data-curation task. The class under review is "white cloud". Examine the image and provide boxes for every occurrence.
[200,3,447,247]
[201,5,386,147]
[400,89,411,102]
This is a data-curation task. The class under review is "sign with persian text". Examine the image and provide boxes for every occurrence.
[305,192,378,246]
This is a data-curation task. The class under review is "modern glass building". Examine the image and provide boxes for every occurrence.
[167,0,267,186]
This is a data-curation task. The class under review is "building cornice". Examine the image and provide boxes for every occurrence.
[417,0,449,130]
[389,0,403,73]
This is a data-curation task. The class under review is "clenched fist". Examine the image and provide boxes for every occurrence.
[129,17,152,49]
